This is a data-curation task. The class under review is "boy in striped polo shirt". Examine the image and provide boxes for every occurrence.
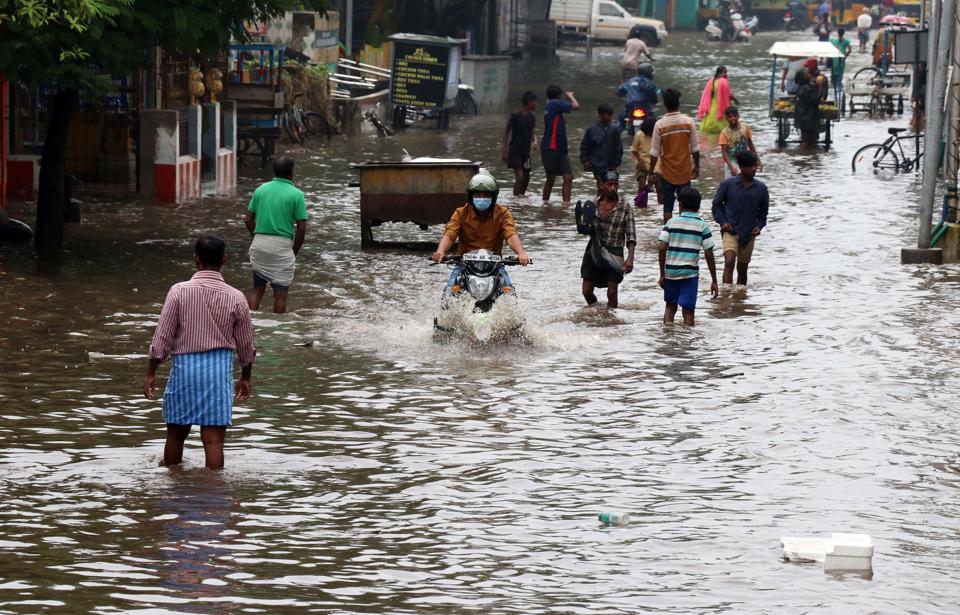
[657,187,718,326]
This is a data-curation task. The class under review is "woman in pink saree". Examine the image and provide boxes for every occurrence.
[697,66,739,134]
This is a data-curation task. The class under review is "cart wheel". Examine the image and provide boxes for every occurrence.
[777,117,789,147]
[854,66,882,80]
[823,121,832,151]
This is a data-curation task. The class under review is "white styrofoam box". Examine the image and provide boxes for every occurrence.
[824,533,874,571]
[824,553,873,571]
[780,537,831,563]
[827,533,874,557]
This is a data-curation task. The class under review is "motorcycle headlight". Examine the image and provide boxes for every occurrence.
[467,276,496,301]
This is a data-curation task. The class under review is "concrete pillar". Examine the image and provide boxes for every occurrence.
[939,222,960,261]
[216,100,237,197]
[201,101,220,186]
[221,100,237,151]
[151,110,180,202]
[185,104,201,158]
[138,110,162,197]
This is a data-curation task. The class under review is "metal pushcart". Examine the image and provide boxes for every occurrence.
[768,41,844,150]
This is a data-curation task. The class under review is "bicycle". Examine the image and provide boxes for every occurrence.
[281,94,329,143]
[455,83,478,115]
[851,127,923,176]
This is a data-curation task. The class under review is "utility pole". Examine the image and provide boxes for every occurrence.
[345,0,353,57]
[917,0,952,249]
[946,4,960,224]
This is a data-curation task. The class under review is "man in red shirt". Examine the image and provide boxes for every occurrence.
[144,235,256,470]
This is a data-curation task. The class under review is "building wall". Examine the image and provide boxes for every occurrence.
[675,0,699,29]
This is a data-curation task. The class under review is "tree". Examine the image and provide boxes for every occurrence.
[0,0,330,254]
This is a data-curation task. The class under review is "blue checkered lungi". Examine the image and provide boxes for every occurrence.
[163,348,234,426]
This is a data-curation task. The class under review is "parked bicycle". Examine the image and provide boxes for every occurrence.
[851,127,923,176]
[281,93,332,143]
[455,83,478,115]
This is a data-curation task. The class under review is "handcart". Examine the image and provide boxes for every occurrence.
[768,41,844,150]
[845,67,911,117]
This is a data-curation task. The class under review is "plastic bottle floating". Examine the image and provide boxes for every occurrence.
[597,512,630,527]
[780,533,874,572]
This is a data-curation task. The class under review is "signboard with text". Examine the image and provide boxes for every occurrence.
[390,42,450,108]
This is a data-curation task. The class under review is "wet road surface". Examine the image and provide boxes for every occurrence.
[1,30,959,614]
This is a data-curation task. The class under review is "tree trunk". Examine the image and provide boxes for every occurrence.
[35,88,77,253]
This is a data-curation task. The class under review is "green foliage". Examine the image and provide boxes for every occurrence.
[0,0,334,91]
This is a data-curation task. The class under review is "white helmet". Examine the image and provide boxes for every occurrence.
[466,173,499,209]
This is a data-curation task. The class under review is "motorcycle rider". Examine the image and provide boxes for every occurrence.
[432,173,531,294]
[620,25,654,83]
[718,0,734,41]
[785,0,809,30]
[617,62,658,133]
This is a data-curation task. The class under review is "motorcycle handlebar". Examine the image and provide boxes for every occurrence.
[429,255,532,265]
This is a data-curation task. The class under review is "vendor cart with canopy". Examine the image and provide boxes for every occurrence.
[768,41,843,149]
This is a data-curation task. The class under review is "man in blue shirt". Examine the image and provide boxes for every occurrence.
[540,84,580,206]
[711,151,768,286]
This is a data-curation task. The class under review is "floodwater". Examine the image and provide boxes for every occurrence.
[1,31,959,614]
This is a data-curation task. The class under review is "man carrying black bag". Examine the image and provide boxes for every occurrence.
[575,171,637,309]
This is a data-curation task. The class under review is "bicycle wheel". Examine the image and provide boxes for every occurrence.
[457,91,478,115]
[282,112,304,144]
[303,111,334,139]
[904,151,922,173]
[854,66,882,80]
[852,143,899,177]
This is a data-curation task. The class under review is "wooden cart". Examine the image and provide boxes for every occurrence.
[352,160,480,249]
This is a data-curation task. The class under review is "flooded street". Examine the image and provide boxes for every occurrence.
[3,31,960,613]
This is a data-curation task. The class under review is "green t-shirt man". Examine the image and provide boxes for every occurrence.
[247,177,308,239]
[830,35,851,76]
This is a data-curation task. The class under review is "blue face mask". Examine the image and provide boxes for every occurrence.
[473,197,493,212]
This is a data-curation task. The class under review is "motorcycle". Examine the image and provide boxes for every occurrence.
[627,105,648,135]
[621,103,656,137]
[706,12,758,41]
[432,250,527,342]
[783,4,811,32]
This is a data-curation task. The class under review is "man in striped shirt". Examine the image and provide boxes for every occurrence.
[648,88,700,224]
[657,187,718,326]
[144,235,256,470]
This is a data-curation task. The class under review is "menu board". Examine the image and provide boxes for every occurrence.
[391,42,449,108]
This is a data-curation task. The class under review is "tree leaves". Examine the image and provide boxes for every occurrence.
[1,0,334,91]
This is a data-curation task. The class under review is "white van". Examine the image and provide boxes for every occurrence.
[550,0,669,46]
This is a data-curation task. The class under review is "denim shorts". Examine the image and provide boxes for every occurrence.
[252,270,290,291]
[663,276,699,310]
